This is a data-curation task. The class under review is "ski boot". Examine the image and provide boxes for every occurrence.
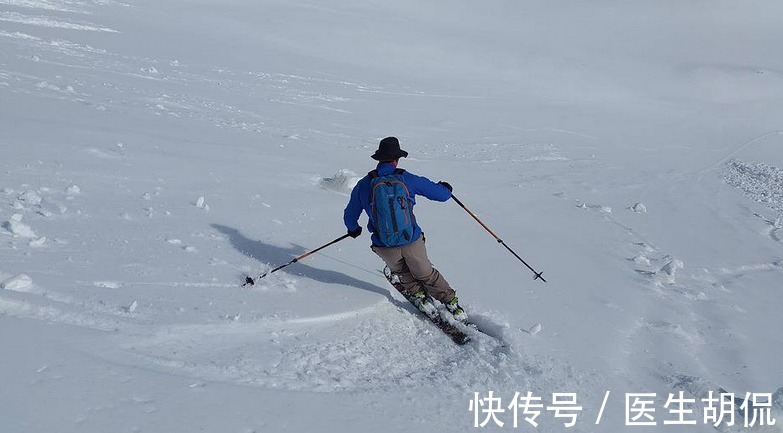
[383,267,439,320]
[410,289,438,319]
[445,297,468,323]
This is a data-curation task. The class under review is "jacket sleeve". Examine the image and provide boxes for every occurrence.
[405,172,452,202]
[343,181,364,231]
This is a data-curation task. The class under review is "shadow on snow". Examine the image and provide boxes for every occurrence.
[211,224,406,307]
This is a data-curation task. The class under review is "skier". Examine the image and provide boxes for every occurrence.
[344,136,467,322]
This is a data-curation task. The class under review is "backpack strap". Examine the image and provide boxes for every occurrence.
[369,168,405,178]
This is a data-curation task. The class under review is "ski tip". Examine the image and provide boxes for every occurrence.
[534,271,546,282]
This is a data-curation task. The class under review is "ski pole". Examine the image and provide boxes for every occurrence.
[243,234,351,286]
[451,194,547,283]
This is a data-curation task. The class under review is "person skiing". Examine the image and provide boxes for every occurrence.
[344,136,467,322]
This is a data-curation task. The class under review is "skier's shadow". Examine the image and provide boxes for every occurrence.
[211,224,401,305]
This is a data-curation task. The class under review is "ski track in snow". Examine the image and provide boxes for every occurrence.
[752,212,783,243]
[0,0,90,14]
[2,268,542,395]
[0,7,447,144]
[0,11,118,32]
[557,173,783,423]
[3,1,783,430]
[0,171,547,395]
[418,141,569,164]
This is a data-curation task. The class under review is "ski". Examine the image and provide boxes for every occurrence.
[400,288,471,345]
[382,268,470,345]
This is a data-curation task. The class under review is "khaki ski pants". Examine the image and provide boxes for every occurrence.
[371,236,455,303]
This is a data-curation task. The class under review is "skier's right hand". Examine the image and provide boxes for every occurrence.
[347,227,362,238]
[437,181,453,192]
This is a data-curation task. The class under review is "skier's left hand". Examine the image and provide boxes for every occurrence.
[438,181,453,192]
[347,227,362,238]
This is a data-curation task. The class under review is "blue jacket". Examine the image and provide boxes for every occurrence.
[344,162,452,246]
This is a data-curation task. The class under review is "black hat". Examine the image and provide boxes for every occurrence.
[371,137,409,161]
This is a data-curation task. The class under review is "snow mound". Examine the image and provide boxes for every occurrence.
[630,202,647,213]
[319,169,360,195]
[631,254,652,266]
[194,196,210,211]
[65,185,81,195]
[724,159,783,213]
[1,274,34,292]
[658,257,685,284]
[2,214,37,238]
[16,190,42,205]
[29,237,47,248]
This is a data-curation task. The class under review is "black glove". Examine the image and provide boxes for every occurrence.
[438,181,453,192]
[347,227,362,238]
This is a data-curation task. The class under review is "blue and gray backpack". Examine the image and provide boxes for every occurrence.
[369,169,415,247]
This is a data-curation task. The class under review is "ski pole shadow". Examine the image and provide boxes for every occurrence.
[211,224,402,305]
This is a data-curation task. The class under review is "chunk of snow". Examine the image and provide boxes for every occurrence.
[631,202,647,213]
[529,323,542,335]
[2,219,36,238]
[319,169,360,195]
[632,254,651,266]
[65,185,81,196]
[1,274,34,292]
[29,237,47,248]
[658,258,684,284]
[194,196,208,210]
[17,190,42,205]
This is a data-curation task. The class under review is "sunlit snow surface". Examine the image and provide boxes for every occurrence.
[1,0,783,432]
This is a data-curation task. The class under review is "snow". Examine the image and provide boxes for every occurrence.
[2,214,37,238]
[2,0,783,432]
[319,169,361,195]
[17,189,42,205]
[65,185,80,196]
[1,273,34,292]
[631,202,648,213]
[724,159,783,214]
[28,236,47,247]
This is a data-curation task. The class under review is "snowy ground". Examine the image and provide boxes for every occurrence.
[2,0,783,432]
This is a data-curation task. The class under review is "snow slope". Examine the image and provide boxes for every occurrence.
[2,0,782,432]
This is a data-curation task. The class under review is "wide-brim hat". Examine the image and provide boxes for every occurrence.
[371,136,409,161]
